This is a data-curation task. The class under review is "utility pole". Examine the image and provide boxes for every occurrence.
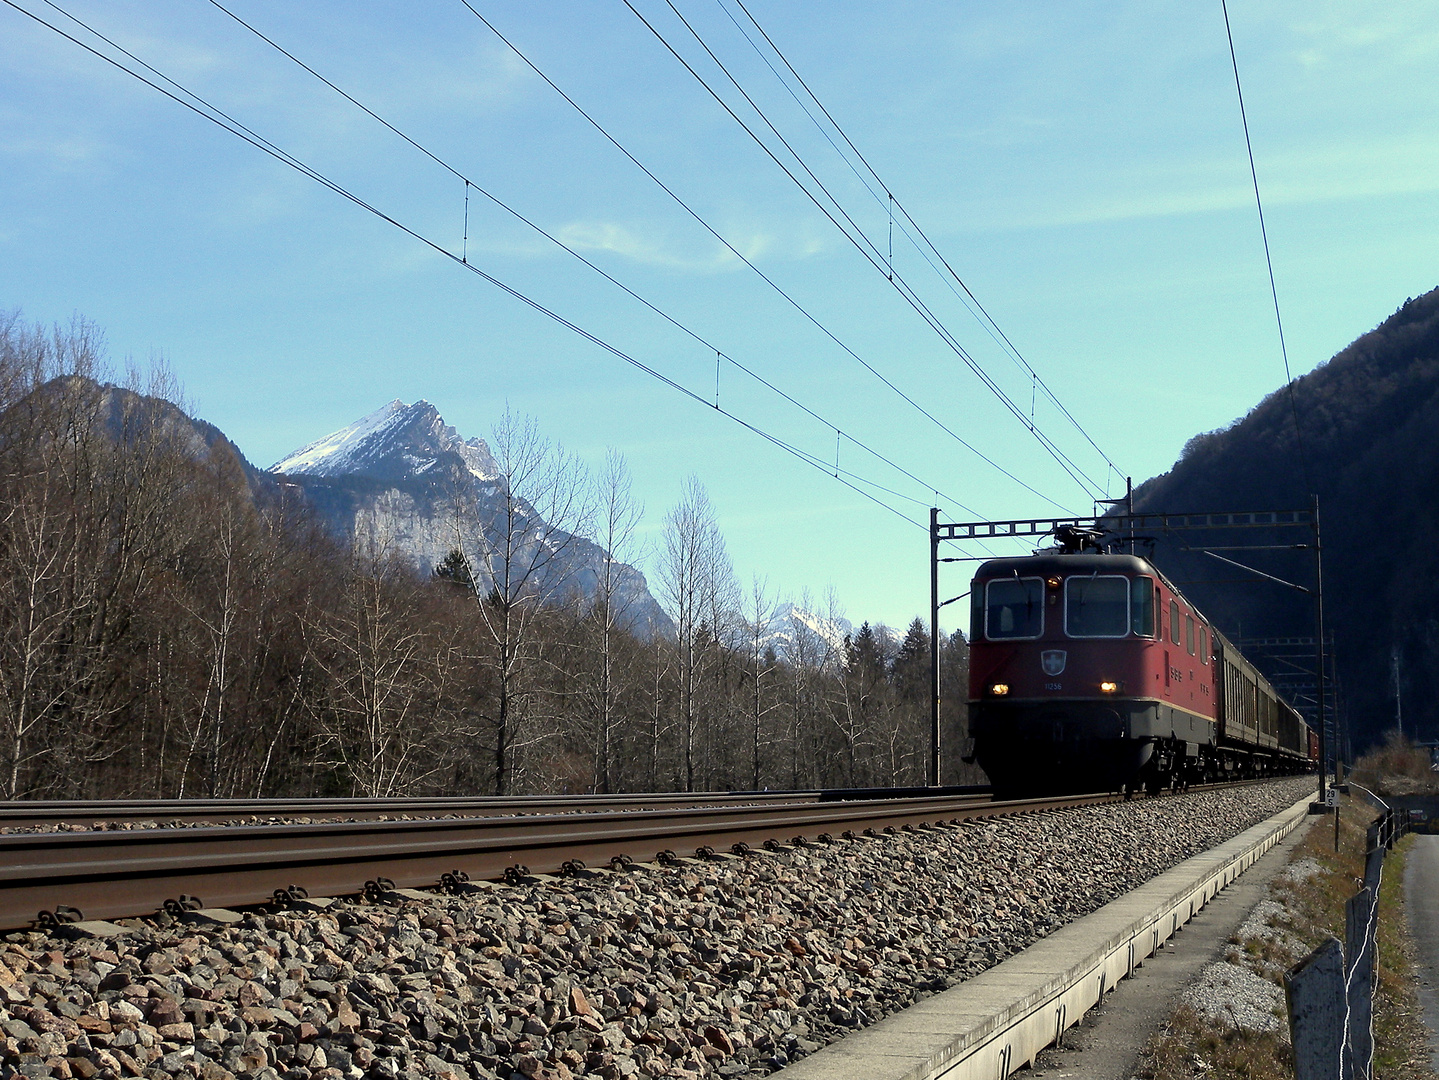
[1312,494,1337,849]
[1126,477,1134,554]
[929,507,941,787]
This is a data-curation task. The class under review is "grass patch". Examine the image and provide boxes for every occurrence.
[1135,795,1437,1080]
[1142,1001,1290,1078]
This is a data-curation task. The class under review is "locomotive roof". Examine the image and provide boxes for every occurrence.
[972,552,1159,579]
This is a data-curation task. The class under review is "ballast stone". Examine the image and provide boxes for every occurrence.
[0,778,1312,1080]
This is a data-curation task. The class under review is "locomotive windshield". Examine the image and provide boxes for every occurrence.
[1065,575,1130,637]
[984,577,1043,639]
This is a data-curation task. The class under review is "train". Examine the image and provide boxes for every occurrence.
[964,528,1318,795]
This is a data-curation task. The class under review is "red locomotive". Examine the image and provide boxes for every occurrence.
[965,532,1317,795]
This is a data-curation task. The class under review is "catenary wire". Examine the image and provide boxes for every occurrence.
[723,0,1126,484]
[40,0,977,536]
[1220,0,1310,494]
[717,0,1030,371]
[454,0,1067,517]
[6,0,941,535]
[626,0,1108,499]
[204,0,1011,537]
[662,0,1112,500]
[638,0,1108,496]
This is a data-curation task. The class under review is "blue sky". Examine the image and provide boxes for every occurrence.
[3,1,1437,634]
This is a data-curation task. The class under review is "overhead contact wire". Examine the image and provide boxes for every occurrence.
[6,0,928,532]
[457,0,1063,515]
[207,0,997,524]
[659,0,1105,498]
[203,0,1007,527]
[628,0,1105,499]
[642,0,1107,497]
[1220,0,1310,494]
[726,0,1124,483]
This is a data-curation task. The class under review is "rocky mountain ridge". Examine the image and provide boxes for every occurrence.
[269,400,672,638]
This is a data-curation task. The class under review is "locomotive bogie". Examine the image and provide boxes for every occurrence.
[970,698,1213,794]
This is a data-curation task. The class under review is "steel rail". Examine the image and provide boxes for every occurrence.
[0,793,813,828]
[0,790,1104,931]
[0,785,994,828]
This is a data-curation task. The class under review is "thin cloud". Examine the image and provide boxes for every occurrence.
[553,220,758,272]
[391,43,534,115]
[1289,7,1439,67]
[956,133,1439,232]
[548,217,833,273]
[0,130,105,169]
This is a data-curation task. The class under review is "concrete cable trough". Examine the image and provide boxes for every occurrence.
[777,791,1315,1080]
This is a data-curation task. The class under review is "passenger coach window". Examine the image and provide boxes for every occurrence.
[985,578,1044,639]
[1185,615,1195,655]
[1131,577,1155,637]
[1170,600,1181,645]
[1065,575,1130,638]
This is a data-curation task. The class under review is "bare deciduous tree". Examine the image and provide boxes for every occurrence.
[583,450,644,793]
[305,535,439,797]
[452,409,592,794]
[657,476,735,791]
[0,311,982,801]
[743,575,780,790]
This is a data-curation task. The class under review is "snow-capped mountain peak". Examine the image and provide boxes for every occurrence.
[270,400,405,476]
[269,399,498,483]
[268,399,672,637]
[787,605,852,652]
[760,602,852,662]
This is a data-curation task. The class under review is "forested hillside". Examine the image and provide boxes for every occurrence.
[0,312,971,800]
[1133,287,1439,753]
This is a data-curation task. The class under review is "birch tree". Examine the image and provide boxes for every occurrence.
[305,537,441,797]
[583,450,644,793]
[743,575,780,790]
[452,409,592,794]
[658,476,735,791]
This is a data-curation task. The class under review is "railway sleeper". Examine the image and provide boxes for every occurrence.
[11,781,1289,933]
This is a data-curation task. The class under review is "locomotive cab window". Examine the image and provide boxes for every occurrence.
[1065,575,1130,638]
[1201,628,1209,664]
[985,577,1044,639]
[1131,577,1155,637]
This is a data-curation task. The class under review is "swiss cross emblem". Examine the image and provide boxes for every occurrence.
[1041,650,1067,676]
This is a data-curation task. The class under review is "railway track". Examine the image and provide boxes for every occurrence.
[0,785,991,829]
[0,781,1283,933]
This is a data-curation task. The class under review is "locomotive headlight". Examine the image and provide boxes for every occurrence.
[1099,681,1119,694]
[989,683,1009,696]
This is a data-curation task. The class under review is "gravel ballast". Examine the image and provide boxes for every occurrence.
[0,778,1313,1080]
